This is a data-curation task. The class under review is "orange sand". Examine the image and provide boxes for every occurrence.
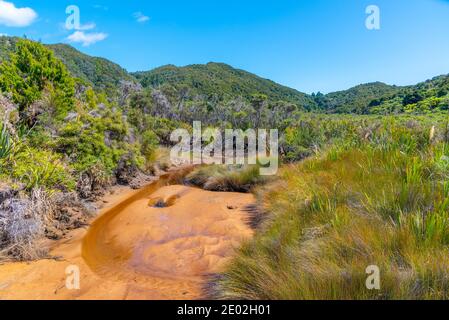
[0,178,254,300]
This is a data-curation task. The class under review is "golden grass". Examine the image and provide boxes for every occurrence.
[212,138,449,300]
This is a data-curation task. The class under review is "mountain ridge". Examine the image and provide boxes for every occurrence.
[0,36,448,114]
[132,62,317,109]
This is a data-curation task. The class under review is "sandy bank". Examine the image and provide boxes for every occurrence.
[0,177,254,300]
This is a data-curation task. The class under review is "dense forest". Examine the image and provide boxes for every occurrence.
[2,36,447,118]
[1,36,449,299]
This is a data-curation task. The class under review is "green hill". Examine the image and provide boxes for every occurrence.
[316,76,449,114]
[0,37,133,91]
[320,82,401,114]
[132,62,317,110]
[1,36,448,114]
[133,62,449,114]
[48,44,133,90]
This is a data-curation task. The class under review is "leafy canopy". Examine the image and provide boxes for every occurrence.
[0,39,75,117]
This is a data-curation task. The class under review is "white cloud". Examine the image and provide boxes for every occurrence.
[67,31,108,47]
[0,33,8,36]
[0,0,37,27]
[133,12,150,23]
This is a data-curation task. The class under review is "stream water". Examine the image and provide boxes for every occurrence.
[0,170,255,300]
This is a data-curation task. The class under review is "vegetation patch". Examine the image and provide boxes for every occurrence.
[212,120,449,300]
[185,164,270,193]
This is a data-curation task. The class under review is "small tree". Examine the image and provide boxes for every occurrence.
[0,39,75,119]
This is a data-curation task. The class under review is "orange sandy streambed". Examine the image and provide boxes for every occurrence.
[0,174,254,300]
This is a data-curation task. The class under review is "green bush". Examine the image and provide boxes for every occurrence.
[1,145,75,191]
[0,39,75,118]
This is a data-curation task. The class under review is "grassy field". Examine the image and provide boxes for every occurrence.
[212,116,449,300]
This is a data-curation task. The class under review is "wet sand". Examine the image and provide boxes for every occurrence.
[0,176,254,300]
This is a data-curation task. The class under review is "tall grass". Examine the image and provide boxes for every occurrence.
[0,122,13,160]
[186,164,269,192]
[212,120,449,300]
[0,124,75,192]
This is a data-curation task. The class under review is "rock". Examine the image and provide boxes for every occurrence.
[75,83,87,98]
[25,99,47,126]
[128,171,156,190]
[125,127,137,144]
[80,201,98,216]
[51,192,98,234]
[64,112,78,122]
[0,183,14,204]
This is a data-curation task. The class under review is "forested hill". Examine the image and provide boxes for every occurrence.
[0,36,132,91]
[314,82,401,114]
[48,44,133,90]
[0,36,448,114]
[314,75,449,114]
[0,36,317,110]
[132,63,317,110]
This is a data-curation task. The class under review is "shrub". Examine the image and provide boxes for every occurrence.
[141,130,159,160]
[3,146,76,191]
[0,188,54,261]
[0,39,75,118]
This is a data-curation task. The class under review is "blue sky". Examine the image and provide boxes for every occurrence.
[0,0,448,93]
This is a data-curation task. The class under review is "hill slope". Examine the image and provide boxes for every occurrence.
[1,36,448,114]
[315,76,449,114]
[0,37,133,91]
[48,44,134,90]
[133,63,317,110]
[320,82,402,113]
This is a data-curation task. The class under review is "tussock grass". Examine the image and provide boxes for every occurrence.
[212,121,449,300]
[186,164,269,193]
[146,147,173,174]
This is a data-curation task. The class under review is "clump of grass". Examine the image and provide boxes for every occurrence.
[148,147,173,173]
[212,121,449,300]
[0,123,76,192]
[186,164,269,192]
[0,188,54,261]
